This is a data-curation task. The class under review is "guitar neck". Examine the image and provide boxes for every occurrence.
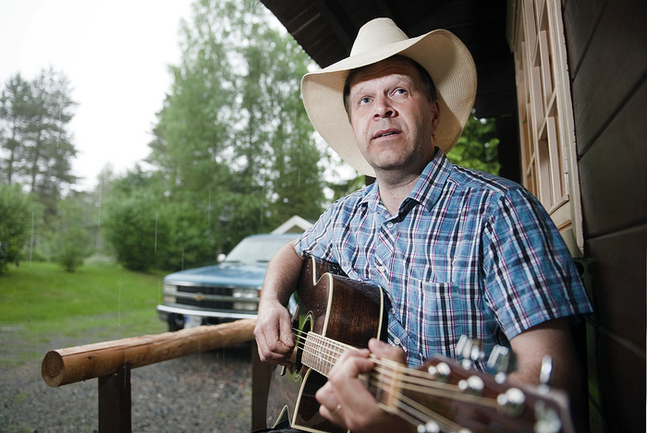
[295,329,574,433]
[300,331,352,377]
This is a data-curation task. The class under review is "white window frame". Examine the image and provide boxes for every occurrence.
[507,0,584,256]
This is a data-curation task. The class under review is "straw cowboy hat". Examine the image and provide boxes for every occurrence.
[301,17,477,177]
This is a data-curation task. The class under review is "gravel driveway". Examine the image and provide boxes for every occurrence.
[0,325,254,433]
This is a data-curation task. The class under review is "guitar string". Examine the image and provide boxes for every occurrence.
[294,330,472,394]
[370,360,499,408]
[292,329,500,409]
[389,392,467,433]
[291,330,476,432]
[300,330,492,399]
[364,360,470,431]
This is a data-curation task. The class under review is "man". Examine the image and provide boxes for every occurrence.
[254,18,592,433]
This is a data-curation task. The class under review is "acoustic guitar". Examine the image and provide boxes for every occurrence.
[265,256,575,433]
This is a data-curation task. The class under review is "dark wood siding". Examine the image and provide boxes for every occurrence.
[563,0,647,431]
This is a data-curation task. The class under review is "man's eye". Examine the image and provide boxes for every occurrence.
[359,97,371,105]
[394,88,407,96]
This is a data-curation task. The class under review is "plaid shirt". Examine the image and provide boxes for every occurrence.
[295,150,592,368]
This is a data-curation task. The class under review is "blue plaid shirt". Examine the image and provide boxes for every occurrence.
[295,150,592,368]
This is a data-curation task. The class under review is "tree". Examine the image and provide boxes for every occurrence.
[24,68,78,213]
[103,188,168,272]
[86,164,117,257]
[146,0,327,255]
[0,184,33,274]
[447,114,501,175]
[0,74,33,185]
[44,196,92,272]
[154,199,221,270]
[0,68,78,216]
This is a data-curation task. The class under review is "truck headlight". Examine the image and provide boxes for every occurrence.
[163,283,177,303]
[232,288,259,311]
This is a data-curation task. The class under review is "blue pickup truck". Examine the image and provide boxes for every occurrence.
[156,233,299,331]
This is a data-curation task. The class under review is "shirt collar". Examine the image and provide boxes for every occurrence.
[407,149,453,212]
[358,149,453,213]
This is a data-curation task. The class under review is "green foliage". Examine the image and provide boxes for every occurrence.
[0,68,78,216]
[103,190,168,272]
[0,184,33,274]
[43,197,92,272]
[154,197,221,270]
[327,175,369,202]
[0,74,31,185]
[105,168,218,271]
[447,114,501,175]
[142,0,328,260]
[0,69,88,273]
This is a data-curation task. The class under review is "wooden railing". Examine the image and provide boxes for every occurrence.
[40,319,271,432]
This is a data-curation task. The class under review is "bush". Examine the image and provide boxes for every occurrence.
[46,198,92,272]
[153,200,220,271]
[103,192,168,272]
[0,184,32,274]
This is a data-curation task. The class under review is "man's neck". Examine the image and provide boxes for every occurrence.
[377,176,419,216]
[373,149,436,216]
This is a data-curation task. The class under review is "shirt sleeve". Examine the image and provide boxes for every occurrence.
[294,204,338,261]
[481,187,593,339]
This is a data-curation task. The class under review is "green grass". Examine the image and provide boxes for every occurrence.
[0,261,168,346]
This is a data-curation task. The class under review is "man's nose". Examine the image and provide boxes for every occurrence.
[373,95,396,119]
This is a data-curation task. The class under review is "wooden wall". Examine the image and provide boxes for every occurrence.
[562,0,647,431]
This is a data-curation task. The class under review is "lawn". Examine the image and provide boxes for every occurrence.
[0,261,168,348]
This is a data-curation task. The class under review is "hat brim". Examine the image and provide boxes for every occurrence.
[301,28,477,177]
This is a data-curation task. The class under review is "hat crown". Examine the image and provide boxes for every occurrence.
[350,18,409,57]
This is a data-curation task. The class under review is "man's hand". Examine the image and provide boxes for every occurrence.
[315,339,416,433]
[253,299,294,365]
[253,241,303,366]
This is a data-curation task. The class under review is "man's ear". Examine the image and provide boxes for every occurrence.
[430,100,441,132]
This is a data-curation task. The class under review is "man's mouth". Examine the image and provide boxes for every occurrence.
[373,129,401,139]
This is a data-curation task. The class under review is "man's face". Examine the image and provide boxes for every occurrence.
[347,57,440,178]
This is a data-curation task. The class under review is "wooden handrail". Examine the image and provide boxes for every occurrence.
[41,318,257,387]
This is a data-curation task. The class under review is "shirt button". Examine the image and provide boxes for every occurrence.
[386,222,394,228]
[393,337,401,346]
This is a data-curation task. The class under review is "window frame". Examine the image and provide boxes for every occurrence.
[507,0,584,256]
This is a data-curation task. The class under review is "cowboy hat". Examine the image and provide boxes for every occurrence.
[301,17,477,177]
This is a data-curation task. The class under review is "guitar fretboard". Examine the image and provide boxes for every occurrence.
[301,332,353,377]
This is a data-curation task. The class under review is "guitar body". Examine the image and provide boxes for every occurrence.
[266,256,386,433]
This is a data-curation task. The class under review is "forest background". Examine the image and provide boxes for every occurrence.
[0,0,500,276]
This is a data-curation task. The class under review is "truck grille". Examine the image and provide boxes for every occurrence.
[176,285,234,309]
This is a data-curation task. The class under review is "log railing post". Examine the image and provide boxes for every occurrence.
[98,363,132,433]
[41,319,257,432]
[42,319,256,387]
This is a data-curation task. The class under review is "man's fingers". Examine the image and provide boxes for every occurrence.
[253,303,295,364]
[368,338,406,363]
[278,313,294,347]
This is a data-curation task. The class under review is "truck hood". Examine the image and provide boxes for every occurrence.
[163,262,266,288]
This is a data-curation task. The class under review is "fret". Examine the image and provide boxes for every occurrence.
[302,332,351,377]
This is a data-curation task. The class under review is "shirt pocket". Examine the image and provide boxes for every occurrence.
[405,278,479,361]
